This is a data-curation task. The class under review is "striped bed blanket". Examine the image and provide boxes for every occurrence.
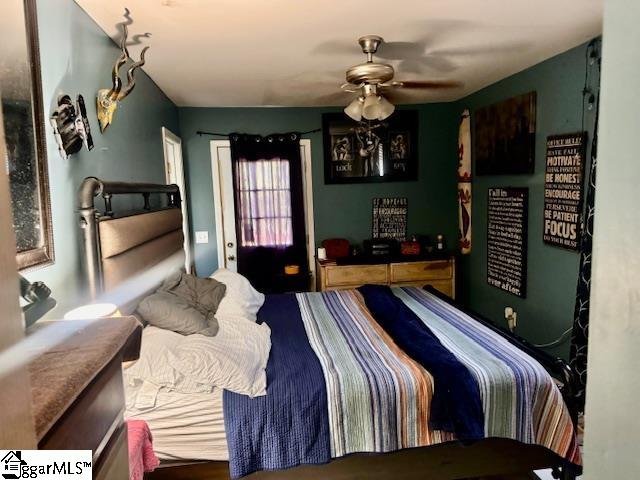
[223,287,580,478]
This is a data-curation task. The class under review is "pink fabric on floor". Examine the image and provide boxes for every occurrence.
[127,419,160,480]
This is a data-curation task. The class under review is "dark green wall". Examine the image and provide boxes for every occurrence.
[27,0,180,315]
[455,41,599,359]
[29,0,593,356]
[178,104,460,277]
[179,41,596,360]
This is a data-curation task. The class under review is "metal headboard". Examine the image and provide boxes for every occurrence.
[78,177,182,299]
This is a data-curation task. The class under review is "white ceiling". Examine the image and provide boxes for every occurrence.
[75,0,603,107]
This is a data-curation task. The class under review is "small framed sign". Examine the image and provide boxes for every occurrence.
[372,197,408,241]
[542,132,587,251]
[322,111,418,184]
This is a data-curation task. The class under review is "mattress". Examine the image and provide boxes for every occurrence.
[125,381,229,461]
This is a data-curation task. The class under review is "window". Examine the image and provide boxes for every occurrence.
[235,158,293,247]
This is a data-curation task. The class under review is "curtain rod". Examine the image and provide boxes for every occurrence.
[196,128,322,137]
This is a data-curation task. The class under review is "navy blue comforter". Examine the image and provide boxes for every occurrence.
[358,284,485,440]
[223,294,330,478]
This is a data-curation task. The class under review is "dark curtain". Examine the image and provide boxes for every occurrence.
[229,132,307,293]
[569,102,599,413]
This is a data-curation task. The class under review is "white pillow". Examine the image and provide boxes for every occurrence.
[167,316,271,397]
[210,269,265,323]
[124,326,212,394]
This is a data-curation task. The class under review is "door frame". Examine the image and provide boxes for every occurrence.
[162,126,192,272]
[210,139,316,286]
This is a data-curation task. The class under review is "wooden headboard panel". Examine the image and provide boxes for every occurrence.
[78,177,185,312]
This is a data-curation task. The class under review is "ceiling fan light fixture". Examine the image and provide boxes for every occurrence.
[376,95,395,120]
[344,96,365,121]
[362,93,381,120]
[362,94,395,121]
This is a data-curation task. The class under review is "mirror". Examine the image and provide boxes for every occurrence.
[0,0,53,271]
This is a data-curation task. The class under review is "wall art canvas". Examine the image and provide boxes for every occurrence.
[323,110,418,184]
[474,92,537,175]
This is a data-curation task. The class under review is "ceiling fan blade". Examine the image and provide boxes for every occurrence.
[262,86,351,107]
[375,41,425,60]
[427,40,531,57]
[383,88,461,105]
[393,79,463,89]
[312,39,359,56]
[398,56,458,75]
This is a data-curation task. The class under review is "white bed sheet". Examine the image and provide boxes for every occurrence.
[125,381,229,461]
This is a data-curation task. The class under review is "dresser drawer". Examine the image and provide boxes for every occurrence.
[94,423,129,480]
[325,264,389,287]
[390,261,452,283]
[39,358,125,460]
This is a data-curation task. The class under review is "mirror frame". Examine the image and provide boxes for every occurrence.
[15,0,54,271]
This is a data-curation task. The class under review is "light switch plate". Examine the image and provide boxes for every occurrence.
[195,231,209,244]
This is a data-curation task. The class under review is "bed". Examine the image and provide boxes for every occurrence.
[78,178,582,480]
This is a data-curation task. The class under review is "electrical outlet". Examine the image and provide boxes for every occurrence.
[505,306,517,332]
[195,231,209,244]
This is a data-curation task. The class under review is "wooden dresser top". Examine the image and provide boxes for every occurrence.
[26,317,141,440]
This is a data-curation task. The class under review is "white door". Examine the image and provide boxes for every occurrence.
[162,127,192,273]
[210,140,238,272]
[210,139,316,284]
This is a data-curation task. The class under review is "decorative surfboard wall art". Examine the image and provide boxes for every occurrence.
[457,109,472,254]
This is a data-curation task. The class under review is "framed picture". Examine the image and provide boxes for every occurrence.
[474,92,537,175]
[322,110,418,184]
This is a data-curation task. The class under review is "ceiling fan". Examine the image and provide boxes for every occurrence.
[341,35,461,121]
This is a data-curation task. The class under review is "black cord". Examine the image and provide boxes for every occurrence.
[196,128,322,137]
[582,38,600,134]
[581,42,591,134]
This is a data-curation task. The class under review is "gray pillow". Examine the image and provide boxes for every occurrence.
[159,272,226,330]
[137,291,218,336]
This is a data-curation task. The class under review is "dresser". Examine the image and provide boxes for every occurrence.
[316,257,456,299]
[28,317,141,480]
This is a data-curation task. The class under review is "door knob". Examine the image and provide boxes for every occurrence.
[227,255,236,261]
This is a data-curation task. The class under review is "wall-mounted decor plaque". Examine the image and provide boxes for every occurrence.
[372,197,408,241]
[542,132,586,251]
[487,187,528,298]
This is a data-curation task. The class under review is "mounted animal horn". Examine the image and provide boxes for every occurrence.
[107,24,131,101]
[96,12,151,132]
[117,46,149,101]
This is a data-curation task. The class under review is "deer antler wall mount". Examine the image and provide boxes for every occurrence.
[97,17,150,132]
